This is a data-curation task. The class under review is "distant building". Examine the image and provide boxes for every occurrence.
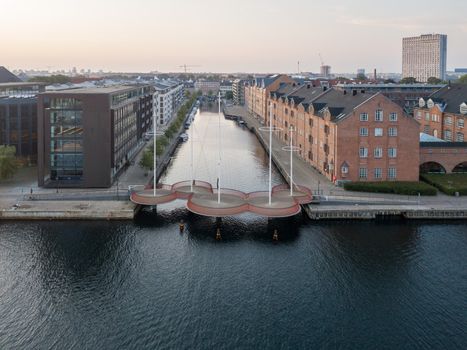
[0,82,46,163]
[414,83,467,143]
[454,68,467,73]
[153,80,184,126]
[245,74,295,125]
[219,82,233,98]
[335,83,443,114]
[357,69,365,76]
[194,81,220,95]
[232,79,245,105]
[402,34,447,82]
[320,65,331,78]
[38,85,152,188]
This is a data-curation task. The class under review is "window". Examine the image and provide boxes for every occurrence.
[458,119,464,128]
[388,167,397,179]
[375,110,383,122]
[444,130,452,141]
[374,147,383,158]
[431,114,439,122]
[360,127,368,136]
[375,128,383,137]
[457,132,464,142]
[308,135,313,144]
[359,147,368,158]
[374,168,382,179]
[425,112,430,121]
[388,127,398,137]
[308,151,313,160]
[423,125,430,134]
[388,147,397,158]
[291,111,294,117]
[324,125,330,134]
[309,118,313,127]
[341,165,348,174]
[360,113,368,121]
[359,168,368,179]
[417,111,422,120]
[445,116,452,125]
[285,108,288,115]
[389,112,398,122]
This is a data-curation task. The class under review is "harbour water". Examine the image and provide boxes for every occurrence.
[1,111,466,349]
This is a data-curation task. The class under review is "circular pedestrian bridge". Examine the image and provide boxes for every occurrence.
[130,181,313,218]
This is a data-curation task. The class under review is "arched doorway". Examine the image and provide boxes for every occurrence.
[452,162,467,173]
[420,162,446,174]
[433,130,438,138]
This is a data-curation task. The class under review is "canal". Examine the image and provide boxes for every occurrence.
[0,111,466,349]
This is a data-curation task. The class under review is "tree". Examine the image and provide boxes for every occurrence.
[139,149,153,171]
[356,73,366,81]
[225,91,233,100]
[458,74,467,84]
[0,146,19,180]
[29,75,71,84]
[384,79,396,84]
[399,77,417,84]
[427,77,442,84]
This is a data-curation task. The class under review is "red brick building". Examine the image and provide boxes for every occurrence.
[268,85,420,183]
[415,84,467,142]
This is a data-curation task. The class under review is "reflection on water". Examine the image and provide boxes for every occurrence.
[1,110,466,349]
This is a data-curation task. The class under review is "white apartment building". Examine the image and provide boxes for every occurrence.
[194,81,220,95]
[153,81,184,126]
[402,34,447,82]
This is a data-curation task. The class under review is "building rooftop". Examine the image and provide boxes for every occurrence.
[336,83,444,89]
[0,82,46,88]
[419,133,446,142]
[423,83,467,115]
[40,85,145,95]
[0,66,22,83]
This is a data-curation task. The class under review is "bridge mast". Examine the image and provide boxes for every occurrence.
[218,91,222,204]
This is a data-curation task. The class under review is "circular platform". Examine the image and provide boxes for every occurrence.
[130,187,177,205]
[187,189,248,217]
[247,191,301,217]
[172,180,213,199]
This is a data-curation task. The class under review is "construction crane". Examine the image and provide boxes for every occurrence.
[178,64,201,73]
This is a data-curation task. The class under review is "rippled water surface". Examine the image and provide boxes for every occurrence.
[1,111,466,349]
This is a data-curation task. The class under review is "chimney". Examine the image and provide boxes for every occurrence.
[323,86,327,92]
[374,69,377,80]
[344,90,347,95]
[307,84,311,89]
[352,90,357,96]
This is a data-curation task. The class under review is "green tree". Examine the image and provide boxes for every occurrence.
[427,77,442,84]
[399,77,417,84]
[0,146,19,180]
[458,74,467,84]
[225,91,233,100]
[139,149,153,171]
[29,75,71,84]
[384,79,396,84]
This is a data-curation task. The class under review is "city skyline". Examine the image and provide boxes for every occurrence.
[3,0,467,73]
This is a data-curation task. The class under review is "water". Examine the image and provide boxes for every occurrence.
[1,111,466,349]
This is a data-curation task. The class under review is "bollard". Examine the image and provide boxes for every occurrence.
[216,228,222,240]
[273,229,279,241]
[179,220,185,232]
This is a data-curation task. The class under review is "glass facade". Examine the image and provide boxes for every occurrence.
[47,99,84,182]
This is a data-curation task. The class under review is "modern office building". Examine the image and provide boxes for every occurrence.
[402,34,447,82]
[232,79,245,105]
[268,85,420,183]
[0,82,46,163]
[153,80,184,126]
[415,83,467,142]
[320,65,331,78]
[219,82,233,97]
[37,85,152,188]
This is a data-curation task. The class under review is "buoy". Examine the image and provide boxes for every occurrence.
[273,229,279,241]
[216,228,222,240]
[179,220,185,232]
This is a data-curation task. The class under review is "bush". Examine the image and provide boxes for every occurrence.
[421,174,467,196]
[344,181,437,196]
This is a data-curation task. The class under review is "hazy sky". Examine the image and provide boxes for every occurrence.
[2,0,467,73]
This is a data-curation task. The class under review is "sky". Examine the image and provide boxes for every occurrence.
[2,0,467,73]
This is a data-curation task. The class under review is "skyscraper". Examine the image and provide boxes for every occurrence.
[402,34,447,82]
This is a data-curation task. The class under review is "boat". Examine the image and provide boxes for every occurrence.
[180,133,189,142]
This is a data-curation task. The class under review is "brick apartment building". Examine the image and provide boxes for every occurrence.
[268,84,420,183]
[245,74,295,125]
[38,85,152,188]
[414,83,467,142]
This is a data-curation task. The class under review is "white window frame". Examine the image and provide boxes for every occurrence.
[375,109,383,122]
[388,167,397,179]
[359,168,368,179]
[360,113,368,122]
[374,168,382,179]
[374,128,383,137]
[359,147,368,158]
[388,148,397,158]
[360,127,368,136]
[388,127,398,137]
[456,132,464,142]
[389,112,398,122]
[457,119,464,128]
[445,116,452,125]
[374,147,383,158]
